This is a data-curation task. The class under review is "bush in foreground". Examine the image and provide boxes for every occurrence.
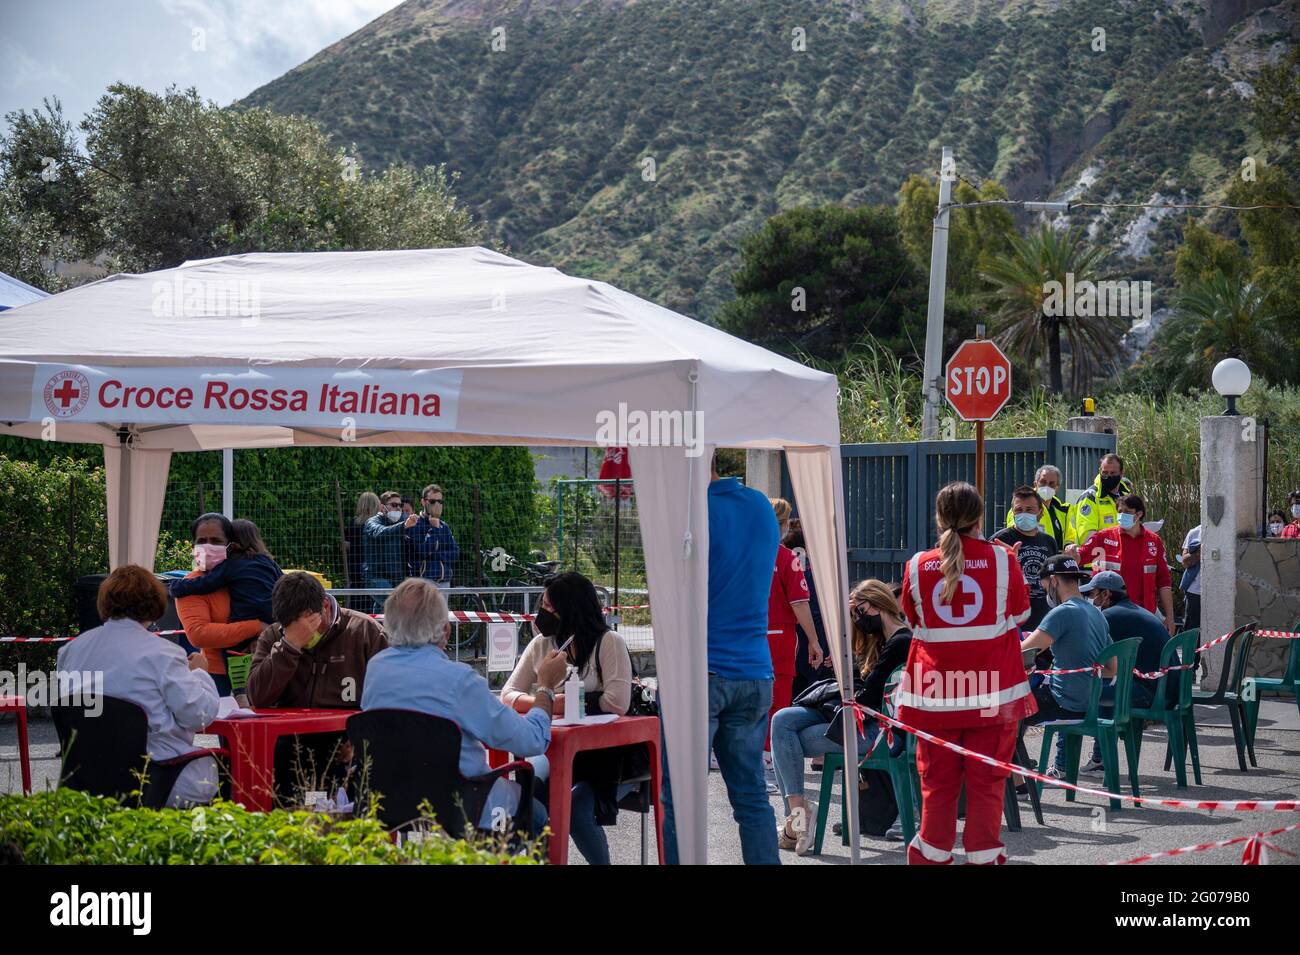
[0,790,539,865]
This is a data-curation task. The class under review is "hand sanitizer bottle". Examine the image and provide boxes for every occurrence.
[564,665,581,722]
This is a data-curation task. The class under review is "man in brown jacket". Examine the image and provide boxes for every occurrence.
[247,572,387,709]
[247,572,387,803]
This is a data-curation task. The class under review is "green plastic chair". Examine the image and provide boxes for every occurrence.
[1132,630,1201,788]
[1190,623,1258,771]
[1035,638,1142,812]
[1243,619,1300,747]
[813,673,917,853]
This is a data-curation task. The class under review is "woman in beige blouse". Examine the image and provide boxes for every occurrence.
[503,574,632,716]
[502,572,634,864]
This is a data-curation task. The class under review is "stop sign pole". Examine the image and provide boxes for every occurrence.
[944,328,1012,501]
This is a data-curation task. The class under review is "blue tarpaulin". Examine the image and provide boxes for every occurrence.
[0,271,49,310]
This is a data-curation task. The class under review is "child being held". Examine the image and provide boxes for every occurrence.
[169,518,283,625]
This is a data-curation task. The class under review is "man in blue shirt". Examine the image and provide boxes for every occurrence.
[362,578,568,832]
[1082,570,1169,711]
[662,455,781,865]
[1020,555,1115,775]
[408,483,460,586]
[364,491,417,611]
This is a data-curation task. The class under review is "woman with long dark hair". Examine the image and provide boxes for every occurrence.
[503,571,634,863]
[898,482,1035,865]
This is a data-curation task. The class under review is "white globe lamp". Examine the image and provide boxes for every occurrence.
[1212,358,1251,416]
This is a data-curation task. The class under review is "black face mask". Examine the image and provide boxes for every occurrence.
[1099,474,1122,496]
[853,609,883,636]
[534,607,561,638]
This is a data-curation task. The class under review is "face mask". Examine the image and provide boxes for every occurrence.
[1037,485,1056,502]
[1044,580,1060,609]
[1118,512,1137,530]
[853,608,883,637]
[193,543,228,571]
[1013,512,1039,533]
[1292,504,1300,518]
[534,607,561,638]
[387,509,403,522]
[306,630,324,649]
[1099,474,1122,496]
[1270,523,1284,536]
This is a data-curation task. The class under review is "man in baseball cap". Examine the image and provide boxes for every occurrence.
[1019,555,1115,776]
[1082,570,1169,716]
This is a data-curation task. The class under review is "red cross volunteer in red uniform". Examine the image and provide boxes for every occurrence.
[899,481,1037,865]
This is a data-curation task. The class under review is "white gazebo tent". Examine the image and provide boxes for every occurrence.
[0,247,862,862]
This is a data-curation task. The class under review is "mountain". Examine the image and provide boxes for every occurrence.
[241,0,1298,323]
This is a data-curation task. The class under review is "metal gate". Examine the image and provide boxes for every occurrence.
[783,429,1117,584]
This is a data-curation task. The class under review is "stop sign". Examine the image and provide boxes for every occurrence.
[945,340,1011,421]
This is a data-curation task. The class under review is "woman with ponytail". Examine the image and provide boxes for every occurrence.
[897,481,1036,865]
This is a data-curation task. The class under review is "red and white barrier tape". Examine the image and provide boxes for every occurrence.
[858,703,1300,812]
[1109,822,1300,865]
[1030,630,1299,679]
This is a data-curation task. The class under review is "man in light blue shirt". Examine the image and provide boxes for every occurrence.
[362,578,568,830]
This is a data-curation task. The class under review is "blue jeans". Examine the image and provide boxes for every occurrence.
[662,675,779,865]
[366,577,393,614]
[769,705,877,815]
[569,781,637,865]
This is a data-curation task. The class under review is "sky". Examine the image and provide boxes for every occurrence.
[0,0,404,129]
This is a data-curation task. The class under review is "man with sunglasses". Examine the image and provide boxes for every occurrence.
[408,483,460,587]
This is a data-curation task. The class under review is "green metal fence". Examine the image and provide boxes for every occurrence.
[783,429,1117,584]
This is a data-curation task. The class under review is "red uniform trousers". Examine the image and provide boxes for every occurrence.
[908,721,1017,866]
[765,627,796,752]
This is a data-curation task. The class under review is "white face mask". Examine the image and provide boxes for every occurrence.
[1037,485,1056,502]
[387,509,403,522]
[1269,522,1284,536]
[1044,580,1060,609]
[1292,504,1300,518]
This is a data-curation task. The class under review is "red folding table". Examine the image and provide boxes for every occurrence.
[204,708,353,812]
[492,714,664,865]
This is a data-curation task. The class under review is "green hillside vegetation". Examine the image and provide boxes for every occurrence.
[241,0,1295,319]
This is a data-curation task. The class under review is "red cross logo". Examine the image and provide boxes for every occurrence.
[931,574,984,625]
[42,370,90,419]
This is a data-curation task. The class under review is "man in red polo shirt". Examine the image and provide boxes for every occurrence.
[1082,493,1175,634]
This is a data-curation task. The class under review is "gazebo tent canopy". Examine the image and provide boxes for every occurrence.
[0,269,48,310]
[0,247,859,863]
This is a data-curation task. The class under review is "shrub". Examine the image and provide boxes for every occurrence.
[0,790,538,865]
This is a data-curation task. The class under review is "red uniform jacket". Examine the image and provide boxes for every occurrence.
[1083,526,1171,615]
[766,543,810,676]
[899,535,1037,730]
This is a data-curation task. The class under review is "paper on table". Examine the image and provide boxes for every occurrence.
[216,696,258,719]
[552,713,620,726]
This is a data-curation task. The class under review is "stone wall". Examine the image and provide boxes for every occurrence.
[1234,538,1300,678]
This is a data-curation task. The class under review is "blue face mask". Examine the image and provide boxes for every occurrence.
[1013,512,1039,534]
[1118,512,1137,530]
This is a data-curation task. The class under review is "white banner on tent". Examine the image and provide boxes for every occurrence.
[30,363,462,431]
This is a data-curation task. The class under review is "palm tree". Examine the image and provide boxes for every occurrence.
[1162,273,1283,390]
[980,225,1124,394]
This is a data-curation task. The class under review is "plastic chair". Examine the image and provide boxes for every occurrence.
[812,674,916,853]
[52,695,226,807]
[347,708,536,837]
[1242,620,1299,747]
[1191,623,1258,771]
[616,777,654,865]
[1132,630,1201,787]
[1035,638,1142,812]
[0,695,31,794]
